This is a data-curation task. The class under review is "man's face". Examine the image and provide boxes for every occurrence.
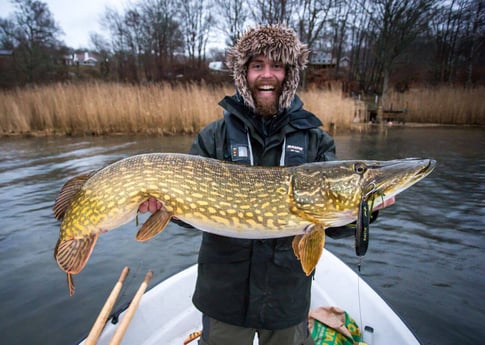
[247,54,286,117]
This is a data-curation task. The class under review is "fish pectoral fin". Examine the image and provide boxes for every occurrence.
[54,233,99,296]
[292,224,326,276]
[53,171,96,220]
[136,207,172,242]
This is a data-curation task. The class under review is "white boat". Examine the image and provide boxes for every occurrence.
[80,249,420,345]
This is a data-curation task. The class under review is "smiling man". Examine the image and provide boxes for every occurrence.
[141,24,336,345]
[136,24,393,345]
[186,24,336,345]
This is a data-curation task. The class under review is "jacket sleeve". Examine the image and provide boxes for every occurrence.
[189,119,225,159]
[313,128,337,162]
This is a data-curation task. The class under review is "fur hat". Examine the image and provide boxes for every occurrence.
[226,24,309,113]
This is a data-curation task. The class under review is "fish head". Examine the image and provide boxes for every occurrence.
[356,158,437,206]
[291,158,436,226]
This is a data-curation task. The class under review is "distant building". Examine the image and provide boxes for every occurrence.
[0,49,13,57]
[309,49,350,68]
[0,49,13,68]
[310,51,334,66]
[65,51,99,66]
[208,61,230,73]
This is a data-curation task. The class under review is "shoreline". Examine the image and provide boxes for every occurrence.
[1,123,482,139]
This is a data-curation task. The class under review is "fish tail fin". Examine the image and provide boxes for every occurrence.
[54,233,99,295]
[136,206,172,241]
[292,224,326,276]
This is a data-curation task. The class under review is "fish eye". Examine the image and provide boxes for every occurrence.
[354,162,367,174]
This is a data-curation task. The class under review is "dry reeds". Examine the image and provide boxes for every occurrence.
[300,86,356,132]
[0,82,232,136]
[385,86,485,124]
[0,82,483,137]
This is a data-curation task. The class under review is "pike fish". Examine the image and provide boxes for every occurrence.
[53,153,436,295]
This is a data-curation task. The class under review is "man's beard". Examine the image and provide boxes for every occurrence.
[250,80,283,117]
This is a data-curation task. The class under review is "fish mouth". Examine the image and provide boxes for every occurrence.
[420,158,437,175]
[400,158,436,180]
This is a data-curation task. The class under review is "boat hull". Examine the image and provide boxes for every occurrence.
[79,249,420,345]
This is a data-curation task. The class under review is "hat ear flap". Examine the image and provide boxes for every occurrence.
[279,43,309,111]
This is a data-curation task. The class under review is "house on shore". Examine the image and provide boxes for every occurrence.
[64,51,99,66]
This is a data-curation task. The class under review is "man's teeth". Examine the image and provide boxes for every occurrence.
[259,86,275,91]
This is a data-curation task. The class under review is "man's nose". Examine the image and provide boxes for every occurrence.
[261,65,273,77]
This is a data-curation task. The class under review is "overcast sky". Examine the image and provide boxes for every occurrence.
[0,0,130,49]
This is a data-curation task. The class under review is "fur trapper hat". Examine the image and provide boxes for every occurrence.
[226,24,309,113]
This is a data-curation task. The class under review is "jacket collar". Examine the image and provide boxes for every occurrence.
[219,94,322,138]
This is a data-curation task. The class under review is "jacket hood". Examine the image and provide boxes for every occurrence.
[226,24,309,114]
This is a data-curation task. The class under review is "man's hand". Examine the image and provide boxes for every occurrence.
[138,197,162,214]
[138,197,193,229]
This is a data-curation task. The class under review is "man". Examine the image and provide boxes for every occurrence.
[140,24,390,344]
[187,24,329,345]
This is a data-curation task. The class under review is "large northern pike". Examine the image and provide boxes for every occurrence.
[53,153,435,295]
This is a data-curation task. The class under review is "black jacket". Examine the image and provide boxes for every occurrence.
[190,94,336,329]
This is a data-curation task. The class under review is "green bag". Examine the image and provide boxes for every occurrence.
[309,307,362,345]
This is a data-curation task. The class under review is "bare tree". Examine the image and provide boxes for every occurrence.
[463,0,484,87]
[90,32,111,79]
[358,0,437,100]
[179,0,213,68]
[295,0,334,50]
[293,0,335,89]
[123,7,145,82]
[249,0,295,25]
[330,0,352,77]
[0,0,65,84]
[139,0,183,80]
[100,6,130,81]
[215,0,248,46]
[430,0,466,84]
[348,2,378,92]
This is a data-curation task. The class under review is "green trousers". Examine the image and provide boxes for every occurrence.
[199,315,315,345]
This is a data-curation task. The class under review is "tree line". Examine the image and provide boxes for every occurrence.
[0,0,483,96]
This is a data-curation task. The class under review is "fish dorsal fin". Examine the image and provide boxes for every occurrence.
[53,172,95,220]
[136,206,172,242]
[54,233,99,296]
[292,224,326,276]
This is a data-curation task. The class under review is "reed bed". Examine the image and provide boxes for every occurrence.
[0,82,483,137]
[299,86,356,131]
[0,82,233,136]
[385,86,485,124]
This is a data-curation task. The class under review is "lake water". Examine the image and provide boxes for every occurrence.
[0,127,483,345]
